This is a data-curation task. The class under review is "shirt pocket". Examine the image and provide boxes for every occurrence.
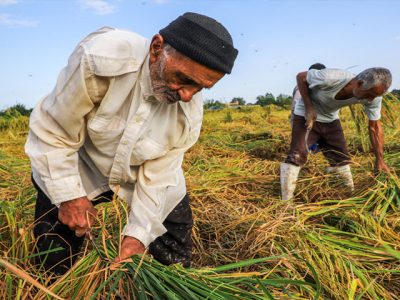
[87,115,126,157]
[130,136,169,166]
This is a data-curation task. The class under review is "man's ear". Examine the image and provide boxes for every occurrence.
[150,34,164,63]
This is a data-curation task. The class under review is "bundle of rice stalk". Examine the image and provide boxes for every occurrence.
[305,226,399,298]
[298,174,400,220]
[288,224,399,299]
[386,151,400,170]
[2,244,322,300]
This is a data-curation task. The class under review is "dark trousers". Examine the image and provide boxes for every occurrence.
[285,115,351,167]
[32,178,193,275]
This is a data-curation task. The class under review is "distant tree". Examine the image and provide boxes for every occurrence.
[230,97,245,105]
[391,89,400,98]
[276,94,293,107]
[255,93,275,106]
[264,93,275,102]
[0,103,32,117]
[203,99,225,110]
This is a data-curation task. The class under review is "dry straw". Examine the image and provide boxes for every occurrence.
[0,95,399,299]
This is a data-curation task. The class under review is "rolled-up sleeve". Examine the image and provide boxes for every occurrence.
[25,46,100,205]
[364,96,382,121]
[122,145,190,246]
[306,69,328,89]
[306,69,351,90]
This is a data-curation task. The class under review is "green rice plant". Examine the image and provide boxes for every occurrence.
[347,92,400,153]
[0,110,29,132]
[224,110,233,123]
[348,104,370,153]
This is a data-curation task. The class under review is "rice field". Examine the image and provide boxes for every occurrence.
[0,97,399,299]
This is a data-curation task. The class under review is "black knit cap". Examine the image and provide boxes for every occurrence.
[159,12,238,74]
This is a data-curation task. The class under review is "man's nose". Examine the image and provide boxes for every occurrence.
[178,87,199,102]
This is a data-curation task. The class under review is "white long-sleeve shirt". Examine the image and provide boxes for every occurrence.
[25,27,203,247]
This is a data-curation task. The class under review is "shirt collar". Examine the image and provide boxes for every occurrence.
[139,54,158,103]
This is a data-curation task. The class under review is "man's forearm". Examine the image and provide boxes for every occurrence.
[368,120,385,162]
[297,71,316,128]
[296,72,313,109]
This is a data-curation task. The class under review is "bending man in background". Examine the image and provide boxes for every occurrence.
[281,67,392,200]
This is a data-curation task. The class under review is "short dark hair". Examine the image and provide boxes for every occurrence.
[308,63,326,70]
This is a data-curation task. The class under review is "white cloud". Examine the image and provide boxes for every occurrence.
[0,0,19,5]
[80,0,116,15]
[0,14,38,27]
[152,0,168,4]
[138,0,168,5]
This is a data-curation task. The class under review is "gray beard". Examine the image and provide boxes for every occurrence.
[150,54,181,104]
[152,85,180,104]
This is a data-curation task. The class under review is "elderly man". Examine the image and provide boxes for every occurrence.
[280,67,392,200]
[25,12,238,274]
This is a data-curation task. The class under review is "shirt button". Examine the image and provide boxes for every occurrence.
[122,140,128,145]
[134,116,143,123]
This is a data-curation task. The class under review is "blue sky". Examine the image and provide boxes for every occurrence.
[1,0,399,109]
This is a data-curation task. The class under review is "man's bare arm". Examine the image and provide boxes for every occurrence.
[296,71,316,129]
[368,120,390,173]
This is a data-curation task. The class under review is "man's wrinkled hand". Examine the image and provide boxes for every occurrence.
[374,160,391,175]
[58,197,97,237]
[305,107,317,129]
[114,236,145,263]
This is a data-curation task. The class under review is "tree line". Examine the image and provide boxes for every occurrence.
[204,89,400,110]
[2,89,400,115]
[204,93,293,110]
[0,103,33,118]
